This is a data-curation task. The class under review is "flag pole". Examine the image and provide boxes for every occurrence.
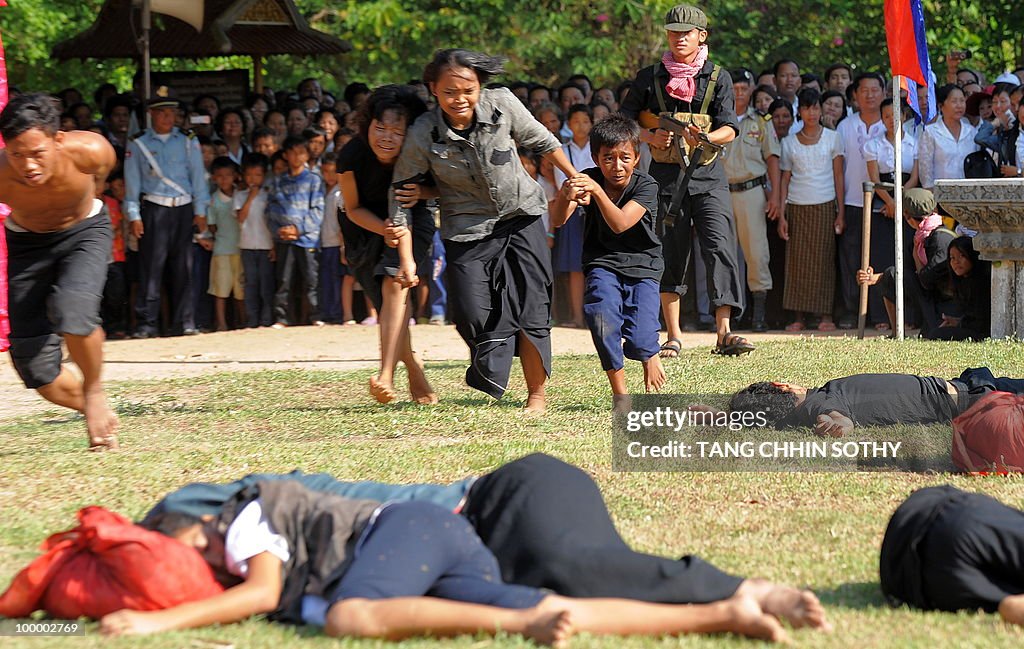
[141,0,152,128]
[893,75,905,340]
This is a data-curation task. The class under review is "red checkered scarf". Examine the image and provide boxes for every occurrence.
[662,45,708,103]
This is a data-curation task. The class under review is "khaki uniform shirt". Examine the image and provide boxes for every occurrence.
[723,108,781,184]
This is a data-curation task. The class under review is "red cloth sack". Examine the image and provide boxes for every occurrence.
[952,391,1024,473]
[0,506,223,619]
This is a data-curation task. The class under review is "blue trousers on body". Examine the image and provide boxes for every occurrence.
[328,501,545,609]
[583,267,661,372]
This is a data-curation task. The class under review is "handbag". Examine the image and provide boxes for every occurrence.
[963,150,1000,179]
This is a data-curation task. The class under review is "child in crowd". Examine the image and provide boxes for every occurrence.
[251,127,279,158]
[192,137,217,332]
[334,127,356,152]
[267,136,325,328]
[552,104,594,328]
[318,152,343,323]
[270,151,288,177]
[100,169,128,338]
[518,148,556,244]
[198,136,216,171]
[206,157,245,331]
[304,127,328,171]
[552,114,665,406]
[235,153,276,328]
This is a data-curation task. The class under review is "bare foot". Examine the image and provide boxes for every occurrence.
[368,377,397,404]
[740,579,831,631]
[642,355,667,393]
[524,605,574,648]
[85,391,119,451]
[406,355,438,405]
[725,595,790,643]
[524,392,546,415]
[999,594,1024,626]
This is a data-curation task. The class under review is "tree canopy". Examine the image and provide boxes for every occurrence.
[3,0,1021,96]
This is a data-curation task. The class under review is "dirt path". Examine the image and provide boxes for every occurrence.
[0,324,869,421]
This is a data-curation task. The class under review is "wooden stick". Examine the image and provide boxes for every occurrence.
[857,185,873,339]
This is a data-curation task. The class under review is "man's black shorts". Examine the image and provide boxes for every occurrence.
[5,209,112,388]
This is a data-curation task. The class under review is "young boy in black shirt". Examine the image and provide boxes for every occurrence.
[553,115,666,406]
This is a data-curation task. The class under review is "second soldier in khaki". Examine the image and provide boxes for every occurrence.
[722,68,781,331]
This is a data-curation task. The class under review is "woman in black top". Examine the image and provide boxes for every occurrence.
[336,85,437,404]
[923,235,991,341]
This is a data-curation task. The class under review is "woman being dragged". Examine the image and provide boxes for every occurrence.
[336,85,437,404]
[100,480,822,644]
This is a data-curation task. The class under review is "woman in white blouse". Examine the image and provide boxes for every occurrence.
[918,84,978,189]
[864,98,919,218]
[777,88,845,332]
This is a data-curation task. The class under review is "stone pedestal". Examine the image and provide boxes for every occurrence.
[935,179,1024,339]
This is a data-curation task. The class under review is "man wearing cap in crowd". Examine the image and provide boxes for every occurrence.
[856,188,957,333]
[722,67,781,332]
[0,93,120,449]
[124,86,210,338]
[621,4,751,357]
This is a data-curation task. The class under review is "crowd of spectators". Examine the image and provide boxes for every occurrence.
[22,52,1023,341]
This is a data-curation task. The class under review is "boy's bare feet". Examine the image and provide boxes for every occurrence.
[85,391,119,451]
[642,355,666,392]
[738,579,831,631]
[725,595,790,643]
[369,377,397,404]
[999,594,1024,626]
[524,392,546,415]
[524,604,575,648]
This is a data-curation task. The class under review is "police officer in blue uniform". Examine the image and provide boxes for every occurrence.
[124,86,210,337]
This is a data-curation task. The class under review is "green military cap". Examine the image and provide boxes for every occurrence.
[903,188,937,220]
[665,5,708,31]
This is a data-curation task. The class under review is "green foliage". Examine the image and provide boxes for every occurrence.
[1,1,1020,100]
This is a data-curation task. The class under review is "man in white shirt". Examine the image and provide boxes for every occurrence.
[836,72,887,328]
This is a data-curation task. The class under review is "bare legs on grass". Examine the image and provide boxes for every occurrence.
[369,277,436,405]
[324,591,810,646]
[36,327,118,450]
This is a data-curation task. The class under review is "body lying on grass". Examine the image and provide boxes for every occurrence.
[141,454,829,630]
[881,485,1024,626]
[104,479,824,644]
[727,367,1024,436]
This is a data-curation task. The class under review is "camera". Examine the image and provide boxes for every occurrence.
[948,50,972,61]
[189,114,211,125]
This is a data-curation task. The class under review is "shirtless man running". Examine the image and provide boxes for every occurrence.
[0,93,119,449]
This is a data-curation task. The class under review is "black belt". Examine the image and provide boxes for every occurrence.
[728,174,767,193]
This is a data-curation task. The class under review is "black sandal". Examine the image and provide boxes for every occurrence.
[659,338,683,359]
[713,333,756,356]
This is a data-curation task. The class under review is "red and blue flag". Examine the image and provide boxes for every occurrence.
[884,0,935,123]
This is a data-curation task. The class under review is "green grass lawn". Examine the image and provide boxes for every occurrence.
[3,337,1024,648]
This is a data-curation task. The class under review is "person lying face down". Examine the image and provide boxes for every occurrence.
[139,453,829,631]
[729,367,1024,436]
[104,478,814,643]
[881,485,1024,626]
